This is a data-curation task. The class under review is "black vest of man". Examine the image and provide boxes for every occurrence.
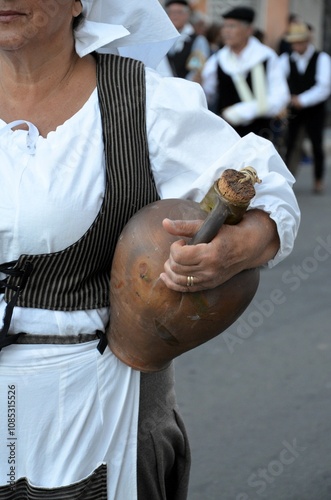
[167,34,197,78]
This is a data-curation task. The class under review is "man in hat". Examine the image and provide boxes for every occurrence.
[201,6,290,141]
[158,0,210,81]
[279,23,331,193]
[277,13,303,55]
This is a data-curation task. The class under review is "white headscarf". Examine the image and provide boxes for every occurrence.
[75,0,179,68]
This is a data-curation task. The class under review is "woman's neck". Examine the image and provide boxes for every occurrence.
[0,47,96,137]
[0,43,79,100]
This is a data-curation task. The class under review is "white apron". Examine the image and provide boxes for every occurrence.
[0,342,140,498]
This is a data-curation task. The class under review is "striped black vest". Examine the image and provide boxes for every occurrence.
[3,54,160,312]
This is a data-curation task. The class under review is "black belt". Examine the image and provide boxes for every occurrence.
[2,331,108,354]
[0,260,108,354]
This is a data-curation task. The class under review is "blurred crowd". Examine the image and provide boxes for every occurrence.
[158,0,331,194]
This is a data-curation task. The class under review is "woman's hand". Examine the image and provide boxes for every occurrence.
[159,209,280,292]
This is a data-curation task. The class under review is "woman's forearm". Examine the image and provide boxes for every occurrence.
[237,209,280,269]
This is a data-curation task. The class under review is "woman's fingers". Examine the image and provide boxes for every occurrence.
[162,218,204,238]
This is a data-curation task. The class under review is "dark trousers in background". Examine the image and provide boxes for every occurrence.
[285,106,326,181]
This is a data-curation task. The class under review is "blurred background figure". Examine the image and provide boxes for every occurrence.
[279,23,331,193]
[277,13,303,55]
[205,21,223,56]
[190,9,210,37]
[201,6,289,142]
[158,0,210,82]
[253,28,265,43]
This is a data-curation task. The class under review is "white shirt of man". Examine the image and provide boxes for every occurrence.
[279,43,331,107]
[202,36,290,125]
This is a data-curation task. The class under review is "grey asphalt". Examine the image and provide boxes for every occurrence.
[174,131,331,500]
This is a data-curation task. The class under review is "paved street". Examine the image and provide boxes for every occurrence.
[174,134,331,500]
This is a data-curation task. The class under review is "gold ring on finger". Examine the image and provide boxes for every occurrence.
[187,275,195,287]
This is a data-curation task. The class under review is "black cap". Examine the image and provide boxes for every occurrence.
[222,7,255,23]
[165,0,190,7]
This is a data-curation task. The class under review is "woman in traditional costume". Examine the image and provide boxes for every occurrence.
[0,1,299,498]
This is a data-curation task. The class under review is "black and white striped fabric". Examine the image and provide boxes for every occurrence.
[3,54,160,312]
[0,464,107,499]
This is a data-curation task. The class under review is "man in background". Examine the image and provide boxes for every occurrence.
[277,13,303,55]
[201,6,289,141]
[158,0,210,82]
[279,23,331,194]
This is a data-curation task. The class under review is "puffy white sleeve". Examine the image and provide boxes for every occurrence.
[298,52,331,107]
[145,67,300,268]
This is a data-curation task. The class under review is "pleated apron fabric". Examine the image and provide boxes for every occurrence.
[0,341,140,499]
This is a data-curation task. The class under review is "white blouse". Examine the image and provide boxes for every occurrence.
[0,67,300,336]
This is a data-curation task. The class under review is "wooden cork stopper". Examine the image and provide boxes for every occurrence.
[217,167,261,206]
